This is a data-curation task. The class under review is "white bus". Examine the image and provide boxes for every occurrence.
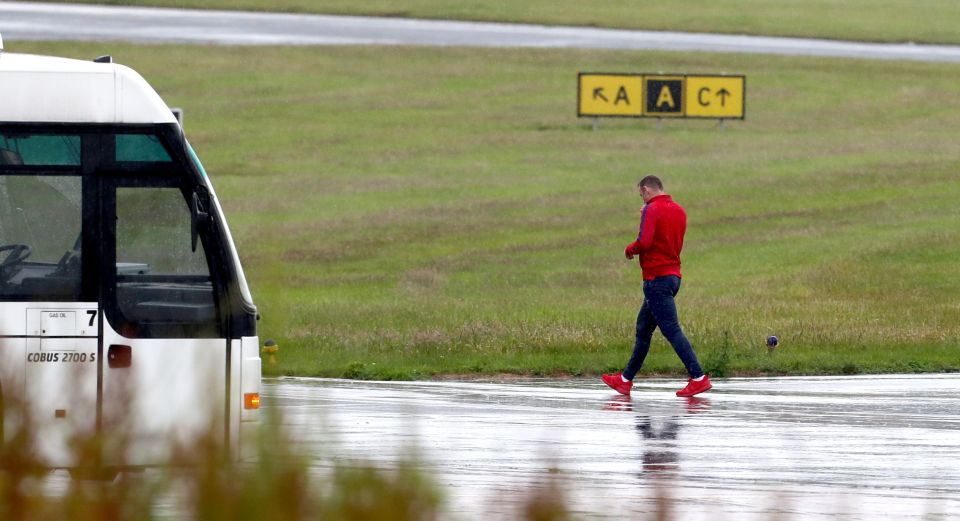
[0,37,261,470]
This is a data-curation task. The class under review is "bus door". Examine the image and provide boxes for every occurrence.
[100,175,228,465]
[0,163,97,466]
[24,306,98,465]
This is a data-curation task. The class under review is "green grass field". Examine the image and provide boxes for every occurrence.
[38,0,960,45]
[13,41,960,379]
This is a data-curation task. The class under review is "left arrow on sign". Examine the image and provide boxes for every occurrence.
[593,87,609,102]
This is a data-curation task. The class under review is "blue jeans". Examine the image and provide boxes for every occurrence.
[623,275,704,380]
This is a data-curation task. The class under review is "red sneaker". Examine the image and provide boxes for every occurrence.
[602,372,633,396]
[676,375,712,397]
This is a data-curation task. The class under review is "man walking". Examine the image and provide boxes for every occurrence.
[602,176,712,397]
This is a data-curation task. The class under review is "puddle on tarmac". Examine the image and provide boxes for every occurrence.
[269,374,960,520]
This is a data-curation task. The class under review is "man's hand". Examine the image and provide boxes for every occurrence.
[625,247,634,260]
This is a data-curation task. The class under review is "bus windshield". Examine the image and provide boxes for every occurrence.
[0,174,82,299]
[0,128,179,302]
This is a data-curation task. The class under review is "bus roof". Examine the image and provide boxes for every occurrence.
[0,51,178,125]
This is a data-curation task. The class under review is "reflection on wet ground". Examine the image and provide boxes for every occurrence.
[268,374,960,520]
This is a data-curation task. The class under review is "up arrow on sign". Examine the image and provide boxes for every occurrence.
[716,88,731,106]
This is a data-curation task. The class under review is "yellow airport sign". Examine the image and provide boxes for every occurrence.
[644,75,685,117]
[685,75,745,119]
[577,73,643,117]
[578,72,745,120]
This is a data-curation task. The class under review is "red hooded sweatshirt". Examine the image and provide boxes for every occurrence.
[624,194,685,281]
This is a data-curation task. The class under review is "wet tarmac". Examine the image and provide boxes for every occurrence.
[5,2,960,63]
[268,374,960,520]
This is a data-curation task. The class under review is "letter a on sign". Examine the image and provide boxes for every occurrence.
[644,77,683,116]
[615,86,630,105]
[656,86,675,109]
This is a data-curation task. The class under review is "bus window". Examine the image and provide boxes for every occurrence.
[0,175,82,299]
[114,187,219,338]
[116,134,172,163]
[0,133,81,166]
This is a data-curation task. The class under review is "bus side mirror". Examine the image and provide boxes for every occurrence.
[191,191,209,253]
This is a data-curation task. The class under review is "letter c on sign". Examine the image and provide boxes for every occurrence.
[698,87,710,106]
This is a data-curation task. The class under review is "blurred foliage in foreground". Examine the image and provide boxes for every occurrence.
[0,399,446,520]
[0,388,588,520]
